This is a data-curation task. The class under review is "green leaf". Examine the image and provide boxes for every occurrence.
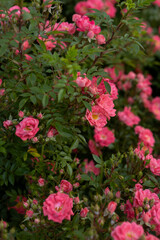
[81,174,91,181]
[58,89,66,103]
[143,180,155,188]
[19,98,28,109]
[30,95,37,105]
[70,139,79,151]
[15,168,28,176]
[83,101,92,111]
[42,94,49,107]
[104,81,111,94]
[67,164,73,177]
[92,154,102,164]
[9,174,15,185]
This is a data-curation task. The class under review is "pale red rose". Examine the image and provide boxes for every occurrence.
[88,139,101,156]
[80,207,89,218]
[85,105,107,128]
[96,34,106,45]
[75,72,91,88]
[118,107,140,127]
[43,192,74,223]
[107,201,117,214]
[15,117,39,141]
[26,210,34,218]
[111,221,144,240]
[84,159,100,176]
[3,120,12,129]
[104,187,110,196]
[0,89,5,96]
[145,234,159,240]
[94,127,115,147]
[18,111,24,118]
[22,40,31,51]
[38,178,45,187]
[96,94,116,120]
[60,180,73,193]
[24,54,33,61]
[47,126,58,138]
[74,197,80,204]
[73,182,80,188]
[150,158,160,176]
[37,113,43,119]
[133,189,159,208]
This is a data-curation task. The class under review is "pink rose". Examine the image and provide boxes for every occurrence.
[145,234,159,240]
[85,105,107,128]
[26,210,34,218]
[18,111,24,118]
[111,221,144,240]
[60,180,73,193]
[0,79,2,86]
[74,197,80,204]
[3,120,12,129]
[43,192,74,223]
[15,117,39,141]
[80,207,89,218]
[38,178,45,187]
[107,201,117,214]
[0,89,5,96]
[96,34,106,45]
[47,126,58,138]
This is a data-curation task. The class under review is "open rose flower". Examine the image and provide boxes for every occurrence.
[60,180,73,193]
[15,117,39,141]
[111,221,144,240]
[43,192,74,223]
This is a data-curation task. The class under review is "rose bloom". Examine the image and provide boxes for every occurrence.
[133,189,159,208]
[47,126,58,138]
[84,159,100,176]
[107,201,117,214]
[118,107,140,127]
[80,207,89,218]
[96,34,106,45]
[18,111,24,118]
[111,221,144,240]
[0,89,5,96]
[149,202,160,234]
[150,158,160,176]
[96,94,116,120]
[15,117,39,141]
[88,139,101,156]
[60,180,73,193]
[8,196,27,214]
[94,127,115,147]
[3,120,12,129]
[0,79,2,86]
[38,178,45,187]
[24,54,33,61]
[124,200,135,220]
[145,234,159,240]
[26,210,34,218]
[43,192,74,223]
[76,72,91,88]
[135,125,155,148]
[150,97,160,120]
[85,105,107,128]
[153,0,160,6]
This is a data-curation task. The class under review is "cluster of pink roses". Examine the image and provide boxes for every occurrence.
[75,0,116,18]
[72,14,106,44]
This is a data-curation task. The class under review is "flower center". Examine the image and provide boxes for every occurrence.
[24,126,32,131]
[92,113,99,120]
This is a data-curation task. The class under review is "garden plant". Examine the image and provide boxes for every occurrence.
[0,0,160,239]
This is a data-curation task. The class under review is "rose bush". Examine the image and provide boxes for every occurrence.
[0,0,160,239]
